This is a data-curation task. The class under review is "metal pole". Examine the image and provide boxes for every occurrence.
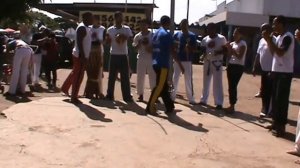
[125,0,128,13]
[170,0,175,34]
[187,0,190,21]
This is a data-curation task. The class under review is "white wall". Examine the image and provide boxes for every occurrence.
[263,0,300,18]
[226,0,264,14]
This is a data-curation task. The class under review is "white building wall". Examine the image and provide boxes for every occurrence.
[263,0,300,18]
[226,0,264,14]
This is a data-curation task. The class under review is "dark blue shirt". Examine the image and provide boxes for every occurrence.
[174,31,197,62]
[152,27,174,68]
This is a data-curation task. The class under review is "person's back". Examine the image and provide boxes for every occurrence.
[152,27,172,68]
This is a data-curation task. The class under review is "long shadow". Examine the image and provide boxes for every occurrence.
[90,99,118,110]
[76,103,112,122]
[62,99,112,122]
[152,113,209,133]
[115,101,147,116]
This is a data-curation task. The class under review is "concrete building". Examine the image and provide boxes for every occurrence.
[199,0,300,74]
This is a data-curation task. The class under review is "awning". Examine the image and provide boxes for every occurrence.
[199,12,227,26]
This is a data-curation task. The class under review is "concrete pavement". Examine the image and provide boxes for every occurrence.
[0,65,300,167]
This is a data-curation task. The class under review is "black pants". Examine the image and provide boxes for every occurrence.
[271,72,292,127]
[44,62,57,87]
[106,54,132,101]
[227,64,244,105]
[261,71,273,115]
[146,66,174,112]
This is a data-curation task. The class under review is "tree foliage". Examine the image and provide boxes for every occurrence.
[0,0,43,21]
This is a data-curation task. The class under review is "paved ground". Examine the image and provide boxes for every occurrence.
[0,65,299,168]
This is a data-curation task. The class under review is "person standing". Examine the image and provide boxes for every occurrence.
[171,19,197,105]
[252,23,275,117]
[61,12,93,104]
[132,19,156,102]
[146,15,184,115]
[30,27,50,88]
[6,39,33,95]
[264,15,294,137]
[84,15,106,99]
[42,32,59,90]
[287,27,300,158]
[105,11,133,102]
[225,28,247,113]
[200,23,227,109]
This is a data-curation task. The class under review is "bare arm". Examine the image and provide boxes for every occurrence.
[263,32,291,57]
[77,26,87,60]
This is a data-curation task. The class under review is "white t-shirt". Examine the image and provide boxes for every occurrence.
[107,25,133,55]
[201,34,227,61]
[229,40,247,66]
[90,25,105,55]
[257,38,274,72]
[90,25,105,42]
[73,22,92,59]
[272,32,294,73]
[132,30,152,60]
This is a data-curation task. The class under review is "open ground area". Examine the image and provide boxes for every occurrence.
[0,64,300,168]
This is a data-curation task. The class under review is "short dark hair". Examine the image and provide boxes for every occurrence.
[275,15,287,27]
[82,12,93,20]
[180,19,188,26]
[260,23,272,32]
[114,11,123,18]
[138,19,150,25]
[160,15,171,26]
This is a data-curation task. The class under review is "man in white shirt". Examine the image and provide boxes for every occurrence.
[287,27,300,159]
[200,23,227,109]
[263,15,294,137]
[61,12,93,104]
[6,39,33,96]
[132,19,155,102]
[105,11,133,102]
[84,15,106,99]
[253,23,274,117]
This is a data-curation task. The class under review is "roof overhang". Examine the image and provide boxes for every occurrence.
[34,3,157,21]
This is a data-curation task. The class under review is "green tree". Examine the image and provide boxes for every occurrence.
[0,0,47,21]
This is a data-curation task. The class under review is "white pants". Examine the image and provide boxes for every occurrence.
[136,57,156,95]
[9,48,32,94]
[295,108,300,152]
[31,53,42,85]
[200,60,224,105]
[171,61,195,102]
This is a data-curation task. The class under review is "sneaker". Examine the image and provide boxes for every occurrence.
[224,106,235,114]
[259,112,266,118]
[70,98,82,105]
[145,106,158,116]
[165,107,175,115]
[189,101,197,105]
[198,101,207,106]
[124,98,134,103]
[272,126,285,137]
[215,105,223,110]
[104,95,114,101]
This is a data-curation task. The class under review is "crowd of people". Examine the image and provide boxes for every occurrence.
[1,11,300,159]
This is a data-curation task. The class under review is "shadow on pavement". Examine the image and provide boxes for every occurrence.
[63,99,113,122]
[3,92,32,103]
[151,113,209,133]
[76,103,112,122]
